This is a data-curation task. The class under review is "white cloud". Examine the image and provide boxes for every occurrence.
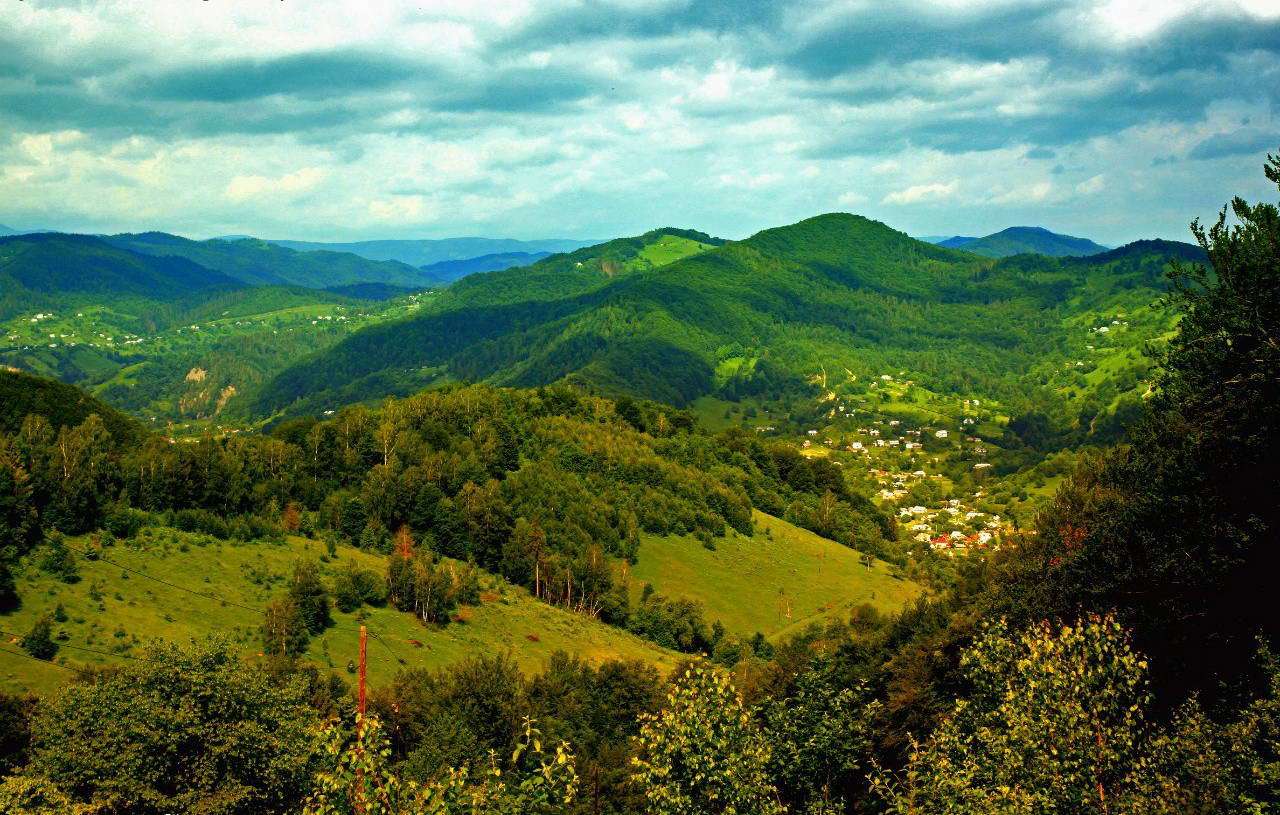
[0,0,1273,246]
[882,180,959,205]
[368,194,431,223]
[1076,174,1106,194]
[987,180,1054,204]
[718,171,784,189]
[225,168,327,202]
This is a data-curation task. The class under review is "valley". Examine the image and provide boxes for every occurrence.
[0,165,1270,815]
[2,5,1277,812]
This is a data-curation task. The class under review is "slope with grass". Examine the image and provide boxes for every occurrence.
[0,529,680,694]
[629,511,923,639]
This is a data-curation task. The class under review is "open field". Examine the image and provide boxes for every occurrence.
[0,530,680,694]
[629,510,924,639]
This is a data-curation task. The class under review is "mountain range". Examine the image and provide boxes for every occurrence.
[1,214,1204,443]
[104,232,441,289]
[929,226,1110,257]
[263,236,597,267]
[418,251,554,282]
[252,216,1201,434]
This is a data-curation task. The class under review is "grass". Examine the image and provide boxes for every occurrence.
[0,529,680,695]
[628,511,924,640]
[636,234,715,268]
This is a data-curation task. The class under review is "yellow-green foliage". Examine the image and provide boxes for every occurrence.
[631,665,783,815]
[305,715,578,815]
[629,510,922,638]
[0,529,679,694]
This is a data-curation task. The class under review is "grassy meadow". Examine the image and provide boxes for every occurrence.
[629,510,923,639]
[0,529,680,694]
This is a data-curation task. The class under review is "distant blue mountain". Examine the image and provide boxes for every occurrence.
[264,236,597,267]
[926,226,1109,257]
[419,251,553,283]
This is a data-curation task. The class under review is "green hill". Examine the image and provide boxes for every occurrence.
[0,369,141,441]
[947,226,1109,257]
[0,529,681,694]
[106,232,437,289]
[630,511,922,639]
[0,232,420,420]
[254,214,1196,439]
[0,233,242,320]
[0,373,909,693]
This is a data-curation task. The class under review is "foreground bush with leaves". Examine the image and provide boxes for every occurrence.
[304,714,577,815]
[630,665,783,815]
[873,614,1280,814]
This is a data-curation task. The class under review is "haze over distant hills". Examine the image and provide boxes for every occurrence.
[418,251,554,282]
[265,236,598,267]
[929,226,1110,257]
[104,232,440,289]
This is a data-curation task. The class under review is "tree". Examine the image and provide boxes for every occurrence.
[0,776,87,815]
[0,559,18,612]
[1008,149,1280,704]
[761,668,879,811]
[37,533,78,584]
[631,666,782,815]
[873,614,1150,814]
[333,563,382,613]
[261,596,311,657]
[20,616,57,660]
[288,559,332,635]
[304,714,577,815]
[29,638,320,815]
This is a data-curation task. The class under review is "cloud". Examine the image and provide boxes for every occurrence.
[225,168,327,202]
[987,179,1054,204]
[883,180,959,205]
[133,51,421,103]
[0,0,1276,244]
[1076,174,1106,194]
[1188,128,1279,160]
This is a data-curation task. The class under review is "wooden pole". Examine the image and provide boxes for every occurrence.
[355,624,368,815]
[358,625,367,718]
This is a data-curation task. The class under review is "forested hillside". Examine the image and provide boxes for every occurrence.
[0,147,1276,815]
[256,215,1199,443]
[418,250,553,282]
[940,225,1110,257]
[1,233,242,320]
[267,236,597,267]
[0,232,441,422]
[106,232,438,289]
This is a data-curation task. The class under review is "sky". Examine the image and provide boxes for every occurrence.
[1,0,1278,246]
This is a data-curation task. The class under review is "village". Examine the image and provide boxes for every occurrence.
[788,370,1019,557]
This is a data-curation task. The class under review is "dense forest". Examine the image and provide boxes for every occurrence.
[0,154,1276,814]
